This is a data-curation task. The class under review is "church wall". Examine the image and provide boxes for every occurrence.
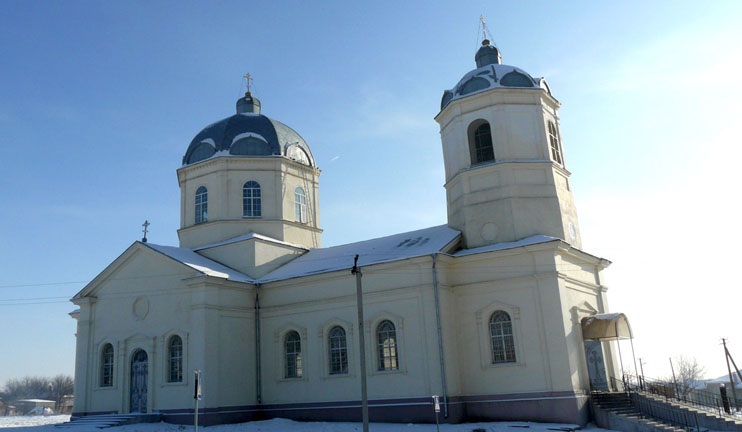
[259,258,444,407]
[73,247,257,418]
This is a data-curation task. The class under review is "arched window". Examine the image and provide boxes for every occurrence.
[469,121,495,165]
[284,331,302,378]
[168,335,183,383]
[489,311,516,364]
[195,186,208,224]
[329,326,348,375]
[294,187,307,223]
[243,181,261,218]
[100,343,114,387]
[548,121,563,165]
[377,320,399,371]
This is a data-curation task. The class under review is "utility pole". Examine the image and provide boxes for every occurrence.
[669,357,679,396]
[352,255,369,432]
[638,358,646,389]
[722,338,740,409]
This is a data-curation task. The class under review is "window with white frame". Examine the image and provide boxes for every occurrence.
[489,310,516,363]
[195,186,208,224]
[376,320,399,371]
[328,326,348,375]
[548,121,563,165]
[284,331,302,378]
[294,187,307,223]
[168,335,183,383]
[100,343,114,387]
[243,181,261,218]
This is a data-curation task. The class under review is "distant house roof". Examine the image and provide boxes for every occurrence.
[15,399,55,403]
[259,225,461,283]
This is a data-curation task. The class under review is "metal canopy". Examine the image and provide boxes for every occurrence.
[581,313,633,341]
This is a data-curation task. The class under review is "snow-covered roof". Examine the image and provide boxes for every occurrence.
[15,399,54,403]
[452,235,559,257]
[142,242,254,283]
[259,225,461,283]
[193,232,308,252]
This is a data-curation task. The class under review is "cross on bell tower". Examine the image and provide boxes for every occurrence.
[244,73,254,96]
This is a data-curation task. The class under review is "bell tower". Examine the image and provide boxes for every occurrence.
[435,38,581,249]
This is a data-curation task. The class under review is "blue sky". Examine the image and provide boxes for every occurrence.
[1,1,741,385]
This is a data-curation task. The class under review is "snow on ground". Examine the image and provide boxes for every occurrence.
[0,416,70,428]
[0,417,617,432]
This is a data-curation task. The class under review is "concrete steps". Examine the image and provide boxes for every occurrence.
[640,392,742,428]
[591,393,688,432]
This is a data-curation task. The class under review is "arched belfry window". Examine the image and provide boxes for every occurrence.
[468,120,495,165]
[548,121,563,165]
[243,181,261,218]
[329,326,348,375]
[195,186,208,224]
[168,335,183,383]
[377,320,399,371]
[100,343,114,387]
[489,311,516,363]
[285,331,302,378]
[294,187,307,223]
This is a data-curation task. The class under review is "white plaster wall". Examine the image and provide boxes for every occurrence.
[72,247,256,414]
[176,157,320,249]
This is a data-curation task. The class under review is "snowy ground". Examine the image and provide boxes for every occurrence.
[0,416,616,432]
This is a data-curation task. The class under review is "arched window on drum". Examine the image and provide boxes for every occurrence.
[243,181,261,218]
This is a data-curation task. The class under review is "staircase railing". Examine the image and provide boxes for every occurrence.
[623,373,741,419]
[611,375,701,432]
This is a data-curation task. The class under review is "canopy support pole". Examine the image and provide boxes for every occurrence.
[616,321,625,384]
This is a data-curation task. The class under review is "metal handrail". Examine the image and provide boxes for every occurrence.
[623,373,741,418]
[612,375,700,432]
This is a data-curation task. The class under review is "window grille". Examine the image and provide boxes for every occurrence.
[243,181,261,217]
[329,326,348,375]
[195,186,208,224]
[490,310,516,363]
[285,331,302,378]
[100,344,114,387]
[548,121,563,165]
[294,187,307,223]
[168,335,183,383]
[376,320,399,371]
[473,122,495,163]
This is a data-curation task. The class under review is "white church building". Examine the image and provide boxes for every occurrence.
[70,38,623,425]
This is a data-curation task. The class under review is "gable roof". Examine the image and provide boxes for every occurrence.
[258,225,461,283]
[72,241,255,300]
[142,242,254,283]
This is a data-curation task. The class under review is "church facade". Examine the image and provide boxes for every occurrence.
[70,39,619,425]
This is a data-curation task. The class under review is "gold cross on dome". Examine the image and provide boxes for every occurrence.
[244,73,254,93]
[480,15,489,41]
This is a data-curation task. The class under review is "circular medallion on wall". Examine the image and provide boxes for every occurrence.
[132,296,149,321]
[481,222,498,242]
[568,222,577,241]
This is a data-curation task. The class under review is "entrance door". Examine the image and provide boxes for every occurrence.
[584,340,608,391]
[130,350,148,413]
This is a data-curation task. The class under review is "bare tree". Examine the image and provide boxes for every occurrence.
[49,375,74,412]
[673,356,706,399]
[1,375,74,411]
